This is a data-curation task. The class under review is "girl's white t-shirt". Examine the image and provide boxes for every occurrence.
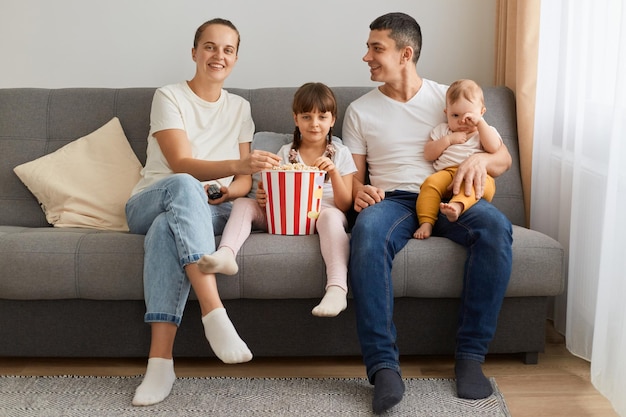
[342,79,448,193]
[132,82,254,195]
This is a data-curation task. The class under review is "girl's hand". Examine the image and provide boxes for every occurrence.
[256,181,267,208]
[314,156,336,175]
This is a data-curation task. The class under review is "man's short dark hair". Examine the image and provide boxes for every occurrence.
[370,12,422,64]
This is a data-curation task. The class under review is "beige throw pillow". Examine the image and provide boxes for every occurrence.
[13,117,142,231]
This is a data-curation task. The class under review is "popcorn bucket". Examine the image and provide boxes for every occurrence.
[262,170,326,235]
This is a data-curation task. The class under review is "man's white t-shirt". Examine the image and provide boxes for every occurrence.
[342,79,448,193]
[132,82,255,195]
[276,141,357,209]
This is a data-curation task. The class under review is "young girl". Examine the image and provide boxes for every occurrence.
[199,82,356,317]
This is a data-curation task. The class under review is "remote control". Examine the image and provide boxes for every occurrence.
[208,184,223,200]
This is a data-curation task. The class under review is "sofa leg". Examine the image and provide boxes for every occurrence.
[523,351,539,364]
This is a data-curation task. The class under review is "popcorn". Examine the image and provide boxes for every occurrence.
[272,162,320,171]
[262,169,326,235]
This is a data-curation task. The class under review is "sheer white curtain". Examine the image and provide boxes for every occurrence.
[531,1,626,415]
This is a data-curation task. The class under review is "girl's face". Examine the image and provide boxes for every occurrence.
[192,24,239,84]
[293,109,336,144]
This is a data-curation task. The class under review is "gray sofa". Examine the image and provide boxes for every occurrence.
[0,86,563,364]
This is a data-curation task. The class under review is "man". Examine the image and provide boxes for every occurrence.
[342,12,513,414]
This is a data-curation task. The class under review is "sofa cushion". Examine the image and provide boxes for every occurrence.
[13,117,142,231]
[251,131,293,153]
[0,224,563,301]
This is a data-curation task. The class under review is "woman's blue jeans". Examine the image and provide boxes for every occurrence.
[125,174,231,326]
[349,191,513,382]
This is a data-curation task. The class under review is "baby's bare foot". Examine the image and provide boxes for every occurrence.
[413,223,433,239]
[440,202,463,222]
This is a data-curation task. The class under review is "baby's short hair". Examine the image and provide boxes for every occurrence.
[446,79,484,106]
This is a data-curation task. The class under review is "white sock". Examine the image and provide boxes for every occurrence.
[312,286,347,317]
[132,357,176,406]
[202,307,252,364]
[198,248,238,275]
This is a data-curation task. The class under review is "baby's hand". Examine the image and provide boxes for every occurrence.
[462,112,483,127]
[449,131,468,145]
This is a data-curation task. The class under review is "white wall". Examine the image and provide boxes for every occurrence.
[0,0,496,89]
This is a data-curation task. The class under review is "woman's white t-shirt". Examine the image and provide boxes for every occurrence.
[132,82,255,195]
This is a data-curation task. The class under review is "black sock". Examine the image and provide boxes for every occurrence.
[372,368,405,414]
[455,359,493,399]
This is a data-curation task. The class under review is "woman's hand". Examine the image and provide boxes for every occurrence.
[240,150,281,174]
[205,183,229,205]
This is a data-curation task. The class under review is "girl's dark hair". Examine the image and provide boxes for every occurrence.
[193,18,240,52]
[370,12,422,64]
[292,83,337,151]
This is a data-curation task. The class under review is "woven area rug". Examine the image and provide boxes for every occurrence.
[0,375,511,416]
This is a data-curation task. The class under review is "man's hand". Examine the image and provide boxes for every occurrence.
[354,184,385,212]
[450,153,489,199]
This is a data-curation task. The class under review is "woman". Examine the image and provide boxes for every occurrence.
[125,18,280,406]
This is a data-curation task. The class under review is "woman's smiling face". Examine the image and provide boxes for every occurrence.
[192,23,239,83]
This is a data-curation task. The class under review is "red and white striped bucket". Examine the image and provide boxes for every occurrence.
[262,170,325,235]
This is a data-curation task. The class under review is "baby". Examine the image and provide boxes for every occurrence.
[414,79,503,239]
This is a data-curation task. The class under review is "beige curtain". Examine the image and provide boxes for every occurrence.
[495,0,540,226]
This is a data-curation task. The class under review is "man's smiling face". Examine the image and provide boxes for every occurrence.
[362,29,404,83]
